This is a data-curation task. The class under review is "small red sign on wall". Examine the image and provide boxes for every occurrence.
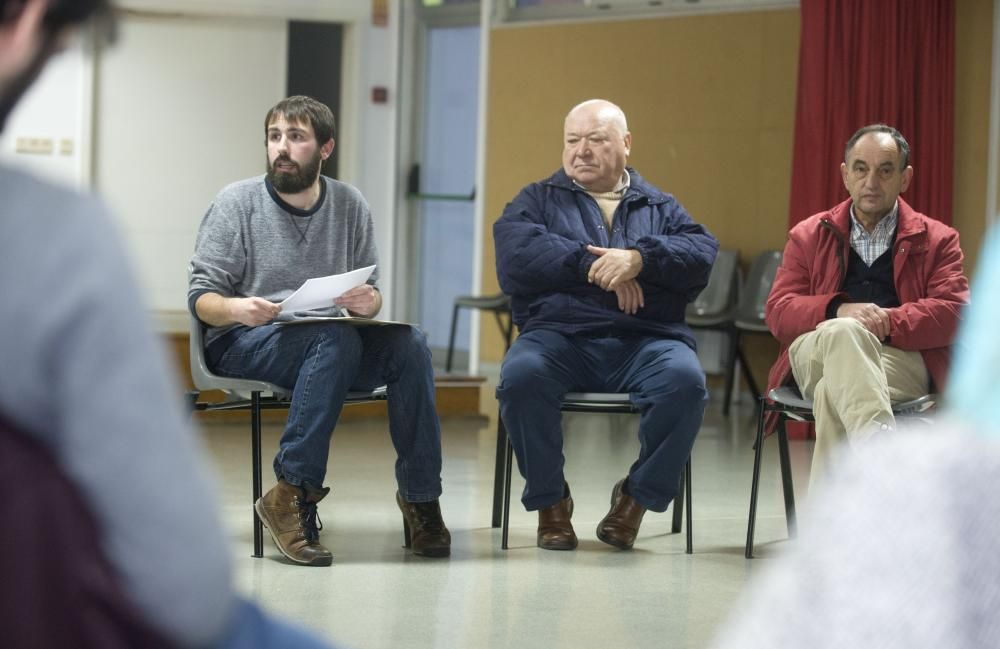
[372,0,388,26]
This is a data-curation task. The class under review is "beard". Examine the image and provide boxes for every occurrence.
[0,36,59,133]
[266,149,323,194]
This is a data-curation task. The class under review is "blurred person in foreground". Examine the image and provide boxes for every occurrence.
[0,1,334,646]
[712,232,996,648]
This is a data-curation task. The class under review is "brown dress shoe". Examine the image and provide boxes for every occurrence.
[537,490,577,551]
[255,480,333,566]
[396,492,451,557]
[597,478,646,550]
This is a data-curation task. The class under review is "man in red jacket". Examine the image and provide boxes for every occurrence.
[765,124,969,483]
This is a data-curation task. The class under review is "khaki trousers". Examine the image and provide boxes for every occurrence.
[789,318,928,485]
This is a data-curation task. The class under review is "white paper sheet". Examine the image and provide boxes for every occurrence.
[278,265,376,314]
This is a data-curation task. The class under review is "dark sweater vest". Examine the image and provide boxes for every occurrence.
[841,245,900,309]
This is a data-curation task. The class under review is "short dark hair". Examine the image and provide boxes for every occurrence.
[264,96,336,145]
[0,0,115,42]
[844,124,910,169]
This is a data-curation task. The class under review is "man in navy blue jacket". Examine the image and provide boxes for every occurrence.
[494,99,718,551]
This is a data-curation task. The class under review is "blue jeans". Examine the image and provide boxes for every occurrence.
[496,329,707,512]
[209,322,442,502]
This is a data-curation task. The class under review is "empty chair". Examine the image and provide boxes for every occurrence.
[686,248,740,411]
[686,248,740,326]
[445,292,513,372]
[721,250,783,415]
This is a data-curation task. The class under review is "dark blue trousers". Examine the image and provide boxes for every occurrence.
[497,329,706,512]
[209,322,442,502]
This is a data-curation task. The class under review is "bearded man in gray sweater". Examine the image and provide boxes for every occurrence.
[189,96,450,565]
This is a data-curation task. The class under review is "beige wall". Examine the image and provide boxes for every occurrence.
[954,0,993,276]
[481,3,993,374]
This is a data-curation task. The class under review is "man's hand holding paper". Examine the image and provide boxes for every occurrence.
[335,283,380,318]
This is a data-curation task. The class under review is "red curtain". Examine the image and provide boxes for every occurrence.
[788,0,955,227]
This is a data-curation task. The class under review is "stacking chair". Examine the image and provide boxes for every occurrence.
[686,249,740,412]
[445,292,513,372]
[187,317,387,558]
[745,385,937,558]
[721,250,783,415]
[492,393,693,553]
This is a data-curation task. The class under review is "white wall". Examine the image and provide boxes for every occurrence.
[0,36,91,188]
[349,10,402,320]
[96,2,404,329]
[94,13,288,316]
[1,1,405,330]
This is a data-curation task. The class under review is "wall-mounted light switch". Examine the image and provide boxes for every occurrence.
[59,138,74,155]
[15,137,54,155]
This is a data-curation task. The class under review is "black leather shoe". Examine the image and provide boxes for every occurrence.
[537,485,577,551]
[596,478,646,550]
[396,492,451,558]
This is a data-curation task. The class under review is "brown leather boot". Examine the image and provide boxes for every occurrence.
[596,478,646,550]
[537,486,577,551]
[255,480,333,566]
[396,492,451,558]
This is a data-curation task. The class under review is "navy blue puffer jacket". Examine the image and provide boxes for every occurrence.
[494,168,718,349]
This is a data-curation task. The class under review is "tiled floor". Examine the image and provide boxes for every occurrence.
[196,390,814,649]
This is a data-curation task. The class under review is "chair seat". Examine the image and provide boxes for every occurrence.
[453,294,510,311]
[768,386,938,415]
[347,386,388,401]
[686,309,735,328]
[767,386,813,410]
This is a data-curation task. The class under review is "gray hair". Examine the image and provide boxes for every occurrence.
[845,124,910,169]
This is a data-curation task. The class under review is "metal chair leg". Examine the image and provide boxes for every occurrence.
[745,399,767,558]
[445,303,461,373]
[722,328,740,416]
[501,437,514,550]
[685,458,693,555]
[776,421,797,538]
[251,391,264,558]
[737,345,761,404]
[491,417,507,528]
[671,467,685,534]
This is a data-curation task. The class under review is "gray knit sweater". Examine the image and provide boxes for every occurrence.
[189,175,379,346]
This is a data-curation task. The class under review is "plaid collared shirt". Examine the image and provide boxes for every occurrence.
[850,202,899,266]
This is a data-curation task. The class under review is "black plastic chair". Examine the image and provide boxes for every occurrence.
[745,385,937,558]
[187,317,387,558]
[686,249,740,412]
[492,393,693,553]
[445,292,513,372]
[721,250,783,415]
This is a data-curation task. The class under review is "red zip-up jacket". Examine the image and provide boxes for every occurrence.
[764,197,969,431]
